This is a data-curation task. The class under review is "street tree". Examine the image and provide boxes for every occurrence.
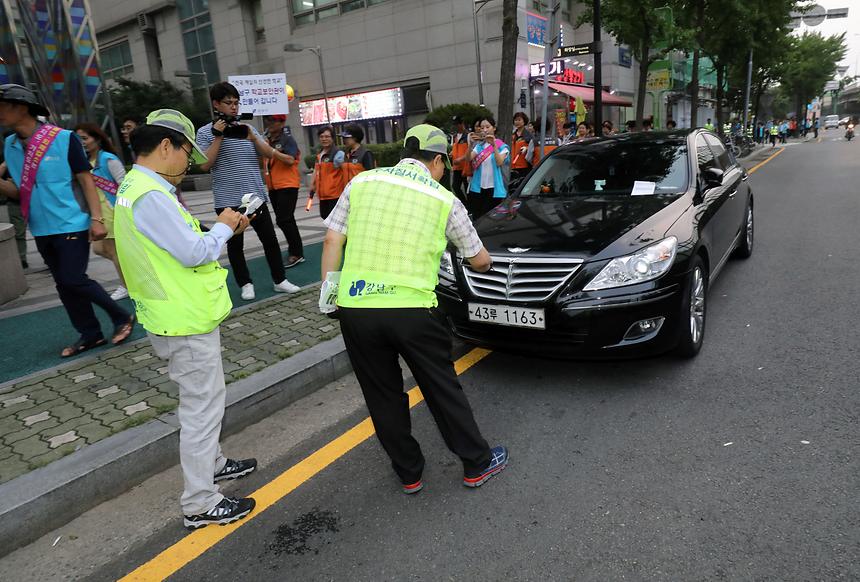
[577,0,680,129]
[497,0,519,146]
[779,31,847,119]
[108,78,211,132]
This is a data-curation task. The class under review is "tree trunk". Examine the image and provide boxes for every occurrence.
[752,79,765,124]
[497,0,519,147]
[690,49,700,128]
[715,63,725,135]
[636,41,650,129]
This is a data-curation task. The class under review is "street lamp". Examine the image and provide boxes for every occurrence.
[284,43,330,125]
[472,0,494,107]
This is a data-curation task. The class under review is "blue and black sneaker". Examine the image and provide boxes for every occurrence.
[463,445,508,488]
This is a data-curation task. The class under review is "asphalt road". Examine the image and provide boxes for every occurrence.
[46,135,860,580]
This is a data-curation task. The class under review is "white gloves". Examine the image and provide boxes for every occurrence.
[319,271,341,314]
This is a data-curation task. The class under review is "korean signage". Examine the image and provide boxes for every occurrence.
[227,73,289,116]
[299,87,404,127]
[555,69,585,84]
[646,69,671,91]
[530,60,565,78]
[556,43,596,58]
[527,12,548,47]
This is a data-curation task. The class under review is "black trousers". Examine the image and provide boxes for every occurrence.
[269,187,304,259]
[451,171,468,204]
[338,307,491,484]
[319,198,338,220]
[469,188,496,219]
[35,231,130,342]
[215,203,285,287]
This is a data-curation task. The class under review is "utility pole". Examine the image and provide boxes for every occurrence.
[592,0,603,130]
[473,1,491,106]
[540,0,560,159]
[743,49,753,133]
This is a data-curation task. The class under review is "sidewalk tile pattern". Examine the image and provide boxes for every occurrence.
[0,288,339,484]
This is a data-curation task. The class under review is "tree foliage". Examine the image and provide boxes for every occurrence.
[108,78,211,131]
[779,31,847,116]
[424,103,494,130]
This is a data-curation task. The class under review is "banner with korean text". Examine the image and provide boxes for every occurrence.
[227,73,289,116]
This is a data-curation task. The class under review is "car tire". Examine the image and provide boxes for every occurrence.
[674,256,707,358]
[734,200,754,259]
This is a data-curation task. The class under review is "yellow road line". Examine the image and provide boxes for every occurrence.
[119,347,492,582]
[748,147,785,174]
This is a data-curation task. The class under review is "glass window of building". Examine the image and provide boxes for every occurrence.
[291,0,391,26]
[177,0,219,88]
[101,41,134,80]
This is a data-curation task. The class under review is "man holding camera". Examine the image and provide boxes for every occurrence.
[197,82,300,301]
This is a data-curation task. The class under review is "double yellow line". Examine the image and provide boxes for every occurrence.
[120,348,491,581]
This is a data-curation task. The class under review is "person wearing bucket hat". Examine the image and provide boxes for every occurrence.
[319,123,508,495]
[113,109,257,529]
[0,84,135,357]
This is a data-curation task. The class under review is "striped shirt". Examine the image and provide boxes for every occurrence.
[196,122,268,209]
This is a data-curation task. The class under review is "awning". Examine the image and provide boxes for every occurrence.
[539,81,633,107]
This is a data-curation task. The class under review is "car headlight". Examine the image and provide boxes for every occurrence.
[439,250,455,281]
[584,236,677,291]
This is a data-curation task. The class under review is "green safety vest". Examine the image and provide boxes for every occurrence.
[114,168,232,336]
[337,162,454,309]
[704,123,715,131]
[770,126,779,135]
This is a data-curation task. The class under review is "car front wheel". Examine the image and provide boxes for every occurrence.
[675,256,707,358]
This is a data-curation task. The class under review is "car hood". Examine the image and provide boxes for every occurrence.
[472,194,690,260]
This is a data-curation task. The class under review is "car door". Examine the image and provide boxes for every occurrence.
[694,134,733,271]
[704,134,746,254]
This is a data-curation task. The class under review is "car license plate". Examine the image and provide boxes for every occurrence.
[468,303,546,329]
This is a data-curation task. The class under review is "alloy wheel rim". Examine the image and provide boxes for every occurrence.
[746,207,754,249]
[690,267,705,344]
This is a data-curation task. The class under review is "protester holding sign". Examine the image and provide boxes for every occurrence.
[0,84,134,356]
[75,123,129,300]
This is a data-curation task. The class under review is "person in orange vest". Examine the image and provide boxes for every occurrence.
[264,115,304,268]
[449,116,470,204]
[510,112,533,182]
[308,125,342,220]
[335,123,374,189]
[529,117,561,166]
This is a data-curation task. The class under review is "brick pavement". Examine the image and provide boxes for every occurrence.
[0,287,338,485]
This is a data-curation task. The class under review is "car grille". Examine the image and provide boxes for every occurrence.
[461,255,583,303]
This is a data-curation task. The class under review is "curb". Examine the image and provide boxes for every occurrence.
[0,334,351,558]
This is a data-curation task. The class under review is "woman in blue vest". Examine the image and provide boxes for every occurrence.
[75,123,128,300]
[468,116,510,218]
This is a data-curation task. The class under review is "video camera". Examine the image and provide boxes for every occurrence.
[214,111,254,139]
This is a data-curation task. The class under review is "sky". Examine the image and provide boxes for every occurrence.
[791,0,860,79]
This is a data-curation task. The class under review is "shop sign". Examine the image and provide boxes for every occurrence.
[646,69,671,92]
[618,46,632,68]
[227,73,289,116]
[555,69,585,84]
[299,87,404,126]
[530,60,565,78]
[527,12,548,47]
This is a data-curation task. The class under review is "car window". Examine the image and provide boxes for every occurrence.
[695,135,718,172]
[519,139,689,197]
[703,134,733,170]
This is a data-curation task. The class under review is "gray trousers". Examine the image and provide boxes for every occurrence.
[149,327,228,515]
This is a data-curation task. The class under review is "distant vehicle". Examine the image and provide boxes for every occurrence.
[839,116,852,127]
[823,115,839,129]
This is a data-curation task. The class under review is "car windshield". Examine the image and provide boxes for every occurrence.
[825,115,839,122]
[519,139,689,198]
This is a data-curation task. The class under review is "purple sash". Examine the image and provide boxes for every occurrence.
[471,139,506,171]
[19,124,62,220]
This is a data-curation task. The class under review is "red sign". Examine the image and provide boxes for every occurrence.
[555,69,585,84]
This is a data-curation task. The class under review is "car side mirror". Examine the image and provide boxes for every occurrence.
[702,167,724,189]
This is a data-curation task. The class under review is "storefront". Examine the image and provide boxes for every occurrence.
[299,83,430,147]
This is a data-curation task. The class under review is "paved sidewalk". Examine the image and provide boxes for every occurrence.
[0,286,339,485]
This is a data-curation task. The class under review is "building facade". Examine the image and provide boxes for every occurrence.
[89,0,643,156]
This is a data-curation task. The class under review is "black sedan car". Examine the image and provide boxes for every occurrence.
[436,130,754,358]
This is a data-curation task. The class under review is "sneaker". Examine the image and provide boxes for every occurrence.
[214,458,257,482]
[402,480,423,495]
[184,496,255,530]
[110,285,129,300]
[463,445,508,488]
[273,279,300,293]
[285,256,305,269]
[241,283,255,300]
